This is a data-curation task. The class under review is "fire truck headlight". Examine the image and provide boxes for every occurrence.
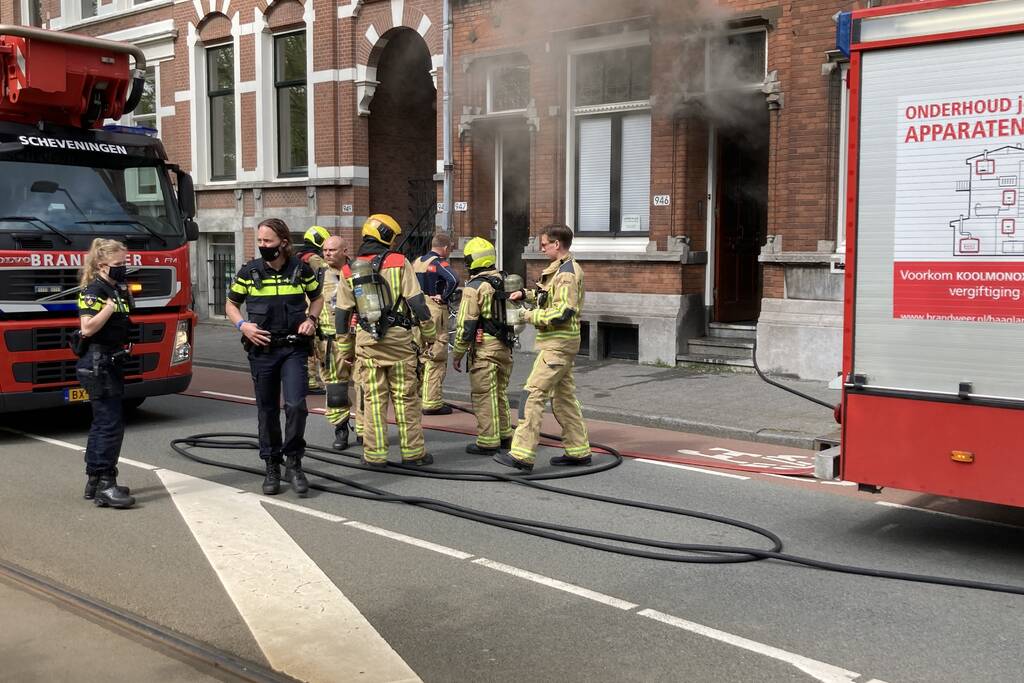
[129,283,143,294]
[171,319,192,366]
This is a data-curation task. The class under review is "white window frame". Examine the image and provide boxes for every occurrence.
[564,30,651,251]
[21,0,44,27]
[50,0,174,30]
[257,12,313,182]
[272,30,309,178]
[486,61,530,115]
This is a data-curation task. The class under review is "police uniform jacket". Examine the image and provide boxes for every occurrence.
[523,255,585,354]
[77,277,132,347]
[227,256,322,336]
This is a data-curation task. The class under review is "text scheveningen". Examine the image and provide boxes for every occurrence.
[17,135,128,155]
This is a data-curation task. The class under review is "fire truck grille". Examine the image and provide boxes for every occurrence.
[0,267,174,302]
[13,353,159,385]
[4,322,165,352]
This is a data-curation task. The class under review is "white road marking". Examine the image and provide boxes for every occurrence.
[875,501,1022,530]
[157,468,421,683]
[636,457,750,480]
[1,427,85,451]
[638,609,862,683]
[344,520,474,559]
[10,427,890,682]
[762,473,857,487]
[472,558,639,610]
[119,457,160,471]
[255,494,349,522]
[199,390,255,401]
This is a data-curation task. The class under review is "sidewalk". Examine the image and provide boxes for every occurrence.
[193,320,840,449]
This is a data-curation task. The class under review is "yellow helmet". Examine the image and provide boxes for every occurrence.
[361,214,402,246]
[304,225,330,249]
[464,236,496,270]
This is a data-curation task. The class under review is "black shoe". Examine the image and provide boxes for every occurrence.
[466,443,498,455]
[550,454,592,467]
[403,453,434,466]
[422,405,453,416]
[500,436,513,450]
[356,435,364,445]
[361,457,388,470]
[94,472,135,509]
[307,386,326,395]
[284,456,309,497]
[333,423,350,451]
[84,474,100,500]
[262,460,282,495]
[493,451,533,472]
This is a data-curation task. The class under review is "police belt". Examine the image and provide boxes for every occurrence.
[90,342,131,355]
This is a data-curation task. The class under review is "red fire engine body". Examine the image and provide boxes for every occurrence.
[831,0,1024,507]
[0,25,198,412]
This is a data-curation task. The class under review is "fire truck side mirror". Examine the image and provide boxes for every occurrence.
[176,171,197,220]
[184,219,199,242]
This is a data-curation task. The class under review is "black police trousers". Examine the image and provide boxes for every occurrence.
[249,345,310,462]
[76,352,125,476]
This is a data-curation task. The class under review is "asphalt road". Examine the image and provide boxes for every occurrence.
[1,391,1022,682]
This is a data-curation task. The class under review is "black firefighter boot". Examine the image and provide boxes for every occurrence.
[93,470,135,509]
[263,459,282,496]
[284,456,309,497]
[332,422,350,451]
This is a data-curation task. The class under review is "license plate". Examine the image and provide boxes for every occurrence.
[65,386,90,402]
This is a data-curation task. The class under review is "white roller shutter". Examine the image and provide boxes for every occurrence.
[577,117,611,232]
[619,112,651,232]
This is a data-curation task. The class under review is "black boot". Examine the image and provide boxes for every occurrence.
[262,460,282,496]
[423,405,453,416]
[466,443,498,455]
[84,474,100,500]
[332,423,350,451]
[500,436,513,450]
[94,471,135,509]
[284,456,309,497]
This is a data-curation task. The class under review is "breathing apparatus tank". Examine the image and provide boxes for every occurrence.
[503,273,526,335]
[351,258,384,327]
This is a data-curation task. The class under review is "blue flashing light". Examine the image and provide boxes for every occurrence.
[836,11,853,58]
[101,124,158,137]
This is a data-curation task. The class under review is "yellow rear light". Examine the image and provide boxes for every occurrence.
[129,283,143,294]
[951,450,975,464]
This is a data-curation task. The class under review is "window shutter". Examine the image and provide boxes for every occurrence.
[577,117,612,232]
[619,113,651,232]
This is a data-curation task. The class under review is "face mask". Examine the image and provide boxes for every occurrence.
[259,245,282,261]
[107,265,127,283]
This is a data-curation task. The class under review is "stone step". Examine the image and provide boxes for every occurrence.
[687,337,755,358]
[707,322,758,340]
[675,354,755,369]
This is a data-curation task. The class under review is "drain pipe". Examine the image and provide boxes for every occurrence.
[441,0,454,234]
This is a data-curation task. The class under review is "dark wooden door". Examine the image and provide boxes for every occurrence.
[714,119,769,322]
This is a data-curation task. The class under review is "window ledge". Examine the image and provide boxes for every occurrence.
[50,0,174,31]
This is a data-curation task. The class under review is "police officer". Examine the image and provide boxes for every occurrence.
[297,225,331,394]
[451,237,516,455]
[76,238,136,508]
[413,233,459,415]
[226,218,323,496]
[319,235,357,450]
[494,224,591,472]
[335,214,437,468]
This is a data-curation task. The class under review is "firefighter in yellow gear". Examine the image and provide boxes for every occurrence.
[452,237,516,454]
[298,225,331,393]
[319,235,360,450]
[412,233,459,415]
[493,224,590,472]
[335,214,437,467]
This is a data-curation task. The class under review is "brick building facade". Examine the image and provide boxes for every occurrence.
[3,0,905,378]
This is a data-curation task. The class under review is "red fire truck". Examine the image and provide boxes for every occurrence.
[829,0,1024,507]
[0,25,197,412]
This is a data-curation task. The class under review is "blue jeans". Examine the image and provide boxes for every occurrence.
[249,345,310,461]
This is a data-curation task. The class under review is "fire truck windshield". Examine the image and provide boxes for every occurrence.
[0,159,182,247]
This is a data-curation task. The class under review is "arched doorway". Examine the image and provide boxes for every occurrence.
[368,29,437,254]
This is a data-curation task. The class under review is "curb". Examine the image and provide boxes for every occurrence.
[193,359,828,451]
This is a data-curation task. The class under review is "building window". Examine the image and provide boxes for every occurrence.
[207,44,236,181]
[707,29,767,90]
[126,66,160,199]
[572,45,651,234]
[27,0,43,26]
[80,0,97,19]
[487,63,529,114]
[275,32,307,177]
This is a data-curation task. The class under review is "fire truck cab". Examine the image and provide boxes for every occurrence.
[0,25,198,412]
